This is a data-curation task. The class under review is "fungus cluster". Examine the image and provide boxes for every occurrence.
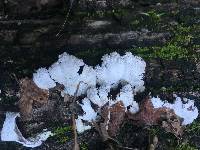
[1,52,198,147]
[33,52,146,133]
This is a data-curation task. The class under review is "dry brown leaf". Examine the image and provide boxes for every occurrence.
[127,97,183,137]
[94,102,138,149]
[161,112,183,137]
[108,102,126,137]
[19,78,49,120]
[100,101,126,137]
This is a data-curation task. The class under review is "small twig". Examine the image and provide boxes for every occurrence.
[117,145,136,150]
[73,81,82,101]
[72,81,85,150]
[56,0,75,37]
[72,114,79,150]
[10,73,19,84]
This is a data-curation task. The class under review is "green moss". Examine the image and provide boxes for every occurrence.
[71,23,200,64]
[132,47,153,59]
[52,126,73,143]
[148,127,161,136]
[130,10,165,30]
[132,44,189,60]
[131,24,200,60]
[175,142,198,150]
[186,121,200,134]
[171,25,193,45]
[80,142,88,150]
[140,10,164,23]
[153,44,189,60]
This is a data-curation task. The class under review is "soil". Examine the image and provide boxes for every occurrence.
[0,0,200,149]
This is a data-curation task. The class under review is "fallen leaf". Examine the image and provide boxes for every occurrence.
[161,111,183,137]
[127,97,183,137]
[19,78,49,120]
[108,102,126,137]
[99,101,126,137]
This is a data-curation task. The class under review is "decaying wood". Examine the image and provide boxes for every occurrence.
[19,78,49,120]
[127,97,183,137]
